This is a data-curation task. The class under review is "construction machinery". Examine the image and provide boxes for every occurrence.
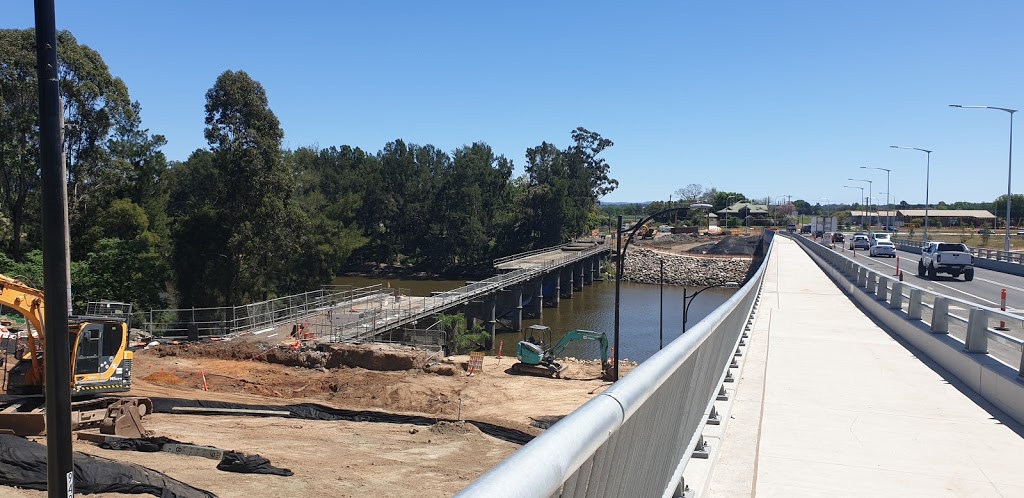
[0,274,151,437]
[513,326,609,378]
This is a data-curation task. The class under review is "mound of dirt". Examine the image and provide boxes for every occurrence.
[688,235,760,255]
[146,341,428,372]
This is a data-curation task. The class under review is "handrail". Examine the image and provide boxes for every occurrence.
[456,232,773,497]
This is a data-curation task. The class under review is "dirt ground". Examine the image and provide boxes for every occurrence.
[5,341,636,498]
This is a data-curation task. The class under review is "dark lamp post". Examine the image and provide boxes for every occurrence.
[682,282,739,332]
[614,207,691,380]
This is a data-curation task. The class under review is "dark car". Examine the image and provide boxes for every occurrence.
[832,232,845,243]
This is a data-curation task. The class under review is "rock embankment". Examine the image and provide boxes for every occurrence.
[622,248,750,286]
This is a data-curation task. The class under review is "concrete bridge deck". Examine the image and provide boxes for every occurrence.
[705,235,1024,497]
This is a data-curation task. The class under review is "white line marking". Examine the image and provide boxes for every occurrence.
[254,327,274,335]
[975,277,1024,293]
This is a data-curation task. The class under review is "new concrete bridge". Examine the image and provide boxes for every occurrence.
[457,232,1024,497]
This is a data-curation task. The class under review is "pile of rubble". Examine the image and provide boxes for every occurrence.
[622,248,750,287]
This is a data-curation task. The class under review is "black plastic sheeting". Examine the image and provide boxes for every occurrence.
[100,437,293,476]
[150,398,535,445]
[0,434,216,498]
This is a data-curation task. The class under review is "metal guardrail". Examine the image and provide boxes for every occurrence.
[144,285,380,338]
[892,238,1024,264]
[801,235,1024,376]
[493,243,571,266]
[332,243,610,342]
[455,232,772,498]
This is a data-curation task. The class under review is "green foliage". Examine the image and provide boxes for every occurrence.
[437,313,489,354]
[0,250,43,288]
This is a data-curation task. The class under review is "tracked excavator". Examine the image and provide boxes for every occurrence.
[0,274,151,437]
[513,327,609,378]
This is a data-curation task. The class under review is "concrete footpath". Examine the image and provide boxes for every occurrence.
[705,235,1024,497]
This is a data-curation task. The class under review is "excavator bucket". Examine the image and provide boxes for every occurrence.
[100,399,150,438]
[0,412,46,436]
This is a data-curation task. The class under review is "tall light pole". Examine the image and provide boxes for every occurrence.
[725,195,737,229]
[843,185,865,227]
[891,145,932,241]
[880,191,894,228]
[861,167,891,229]
[848,178,873,228]
[950,105,1017,252]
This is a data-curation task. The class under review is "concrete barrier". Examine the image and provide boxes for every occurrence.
[791,234,1024,425]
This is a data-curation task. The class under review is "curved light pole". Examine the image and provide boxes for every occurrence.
[614,207,690,380]
[891,145,932,241]
[861,167,891,229]
[843,185,865,227]
[950,105,1017,252]
[682,282,739,331]
[848,178,873,229]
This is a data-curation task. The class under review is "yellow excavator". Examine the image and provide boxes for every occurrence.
[0,274,151,436]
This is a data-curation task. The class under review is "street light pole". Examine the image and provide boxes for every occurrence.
[861,167,892,229]
[843,185,865,227]
[682,282,739,332]
[848,178,873,229]
[659,258,664,350]
[890,146,933,241]
[613,207,690,380]
[949,105,1017,252]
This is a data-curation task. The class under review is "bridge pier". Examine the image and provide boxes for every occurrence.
[530,279,543,318]
[507,287,523,332]
[482,296,496,343]
[578,261,588,288]
[586,255,597,284]
[551,274,560,307]
[561,268,573,299]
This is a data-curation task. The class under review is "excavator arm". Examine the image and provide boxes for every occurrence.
[0,275,46,386]
[550,330,609,365]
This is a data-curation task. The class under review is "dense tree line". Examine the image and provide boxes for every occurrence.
[0,29,617,312]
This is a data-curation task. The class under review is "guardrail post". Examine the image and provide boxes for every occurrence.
[908,289,923,319]
[876,276,888,301]
[964,308,989,353]
[890,282,904,309]
[931,296,949,334]
[857,268,867,287]
[866,273,877,294]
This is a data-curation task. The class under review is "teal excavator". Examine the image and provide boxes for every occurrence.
[513,326,609,378]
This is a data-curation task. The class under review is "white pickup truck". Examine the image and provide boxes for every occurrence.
[918,242,974,281]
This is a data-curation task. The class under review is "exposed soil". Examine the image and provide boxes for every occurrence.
[5,340,636,497]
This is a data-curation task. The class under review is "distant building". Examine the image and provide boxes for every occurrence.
[895,209,996,227]
[717,202,769,226]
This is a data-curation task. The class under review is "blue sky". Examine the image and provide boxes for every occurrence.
[7,1,1022,205]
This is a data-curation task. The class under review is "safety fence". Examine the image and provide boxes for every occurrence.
[319,243,610,343]
[455,232,772,498]
[143,285,385,338]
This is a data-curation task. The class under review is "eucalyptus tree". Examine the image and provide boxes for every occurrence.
[0,29,134,260]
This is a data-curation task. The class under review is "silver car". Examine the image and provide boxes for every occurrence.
[869,240,896,257]
[849,235,870,250]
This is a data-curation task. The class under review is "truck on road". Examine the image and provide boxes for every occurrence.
[918,242,975,281]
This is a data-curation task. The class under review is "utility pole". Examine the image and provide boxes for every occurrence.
[35,0,76,495]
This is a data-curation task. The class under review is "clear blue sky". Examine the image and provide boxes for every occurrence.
[8,1,1023,206]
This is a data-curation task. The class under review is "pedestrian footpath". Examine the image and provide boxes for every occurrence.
[705,235,1024,497]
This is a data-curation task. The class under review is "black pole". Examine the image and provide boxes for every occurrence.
[682,288,688,333]
[659,258,664,350]
[35,1,75,496]
[613,215,622,381]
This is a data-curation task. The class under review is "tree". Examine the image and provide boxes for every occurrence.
[992,194,1024,227]
[674,184,705,203]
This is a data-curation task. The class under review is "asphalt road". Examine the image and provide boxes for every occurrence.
[820,239,1024,314]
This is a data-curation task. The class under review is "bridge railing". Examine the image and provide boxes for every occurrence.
[794,233,1024,422]
[329,243,609,341]
[455,232,773,498]
[493,243,571,266]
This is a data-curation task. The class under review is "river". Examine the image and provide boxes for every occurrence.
[332,275,735,363]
